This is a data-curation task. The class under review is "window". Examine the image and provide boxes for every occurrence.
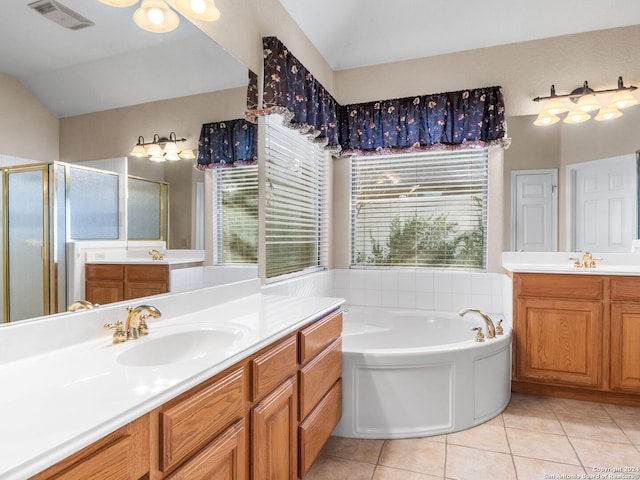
[216,165,259,264]
[352,148,488,269]
[264,114,328,279]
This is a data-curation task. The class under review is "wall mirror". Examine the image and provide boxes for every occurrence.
[0,0,254,324]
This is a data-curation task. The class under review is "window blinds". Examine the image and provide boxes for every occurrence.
[264,115,328,279]
[352,148,488,269]
[216,165,259,264]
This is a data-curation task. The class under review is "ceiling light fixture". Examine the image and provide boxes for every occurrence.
[97,0,220,33]
[129,133,193,162]
[532,77,637,126]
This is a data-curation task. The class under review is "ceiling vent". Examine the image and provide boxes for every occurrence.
[28,0,95,30]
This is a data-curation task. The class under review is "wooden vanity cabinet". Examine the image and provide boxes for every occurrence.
[29,415,149,480]
[32,309,343,480]
[512,273,640,405]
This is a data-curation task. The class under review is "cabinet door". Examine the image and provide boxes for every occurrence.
[167,420,246,480]
[251,377,297,480]
[85,280,123,304]
[515,298,602,387]
[124,281,167,300]
[610,303,640,393]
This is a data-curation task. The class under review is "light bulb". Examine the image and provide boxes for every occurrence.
[191,0,206,14]
[563,107,591,124]
[147,7,164,24]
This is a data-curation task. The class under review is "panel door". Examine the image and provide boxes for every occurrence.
[512,169,557,252]
[610,303,640,393]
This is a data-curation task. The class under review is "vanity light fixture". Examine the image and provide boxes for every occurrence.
[97,0,220,34]
[129,132,193,162]
[533,77,638,126]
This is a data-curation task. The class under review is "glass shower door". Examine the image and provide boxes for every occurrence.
[6,166,48,322]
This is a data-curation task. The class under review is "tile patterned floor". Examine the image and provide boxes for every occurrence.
[304,393,640,480]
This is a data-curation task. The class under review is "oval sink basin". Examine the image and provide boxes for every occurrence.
[117,328,244,367]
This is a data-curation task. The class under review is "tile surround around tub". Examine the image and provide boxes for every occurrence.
[333,269,505,316]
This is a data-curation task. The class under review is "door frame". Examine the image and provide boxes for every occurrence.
[510,168,558,252]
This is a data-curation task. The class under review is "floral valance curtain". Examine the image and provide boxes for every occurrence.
[196,118,257,169]
[261,36,509,157]
[262,36,341,154]
[339,87,509,155]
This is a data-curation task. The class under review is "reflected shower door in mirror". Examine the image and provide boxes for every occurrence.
[128,177,169,243]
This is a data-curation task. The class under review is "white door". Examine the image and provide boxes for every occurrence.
[511,169,558,251]
[571,154,637,252]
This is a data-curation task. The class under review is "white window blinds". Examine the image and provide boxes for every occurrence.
[264,115,328,279]
[216,165,258,264]
[352,148,488,269]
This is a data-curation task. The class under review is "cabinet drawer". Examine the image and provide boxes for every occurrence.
[251,335,297,402]
[161,367,245,472]
[167,420,246,480]
[30,415,149,480]
[126,264,169,282]
[611,277,640,302]
[298,379,342,478]
[298,337,342,420]
[515,273,603,300]
[298,310,342,365]
[85,264,124,281]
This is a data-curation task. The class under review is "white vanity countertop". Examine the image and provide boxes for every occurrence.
[0,283,344,480]
[84,257,204,265]
[502,251,640,275]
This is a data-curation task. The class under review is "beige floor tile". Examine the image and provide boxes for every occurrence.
[322,436,384,463]
[445,444,516,480]
[507,392,553,412]
[547,397,609,416]
[556,412,631,443]
[485,413,504,427]
[604,403,640,422]
[378,438,445,477]
[570,437,640,469]
[506,427,580,464]
[502,407,564,434]
[304,454,375,480]
[372,465,441,480]
[513,456,586,479]
[447,423,510,453]
[619,419,640,445]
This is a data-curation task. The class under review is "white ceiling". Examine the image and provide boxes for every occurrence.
[0,0,247,118]
[277,0,640,71]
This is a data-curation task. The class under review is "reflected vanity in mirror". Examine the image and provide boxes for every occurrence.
[0,1,257,323]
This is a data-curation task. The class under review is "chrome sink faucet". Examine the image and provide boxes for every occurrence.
[125,304,162,340]
[459,308,502,339]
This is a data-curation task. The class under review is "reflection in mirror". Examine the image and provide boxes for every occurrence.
[0,1,255,325]
[127,177,169,242]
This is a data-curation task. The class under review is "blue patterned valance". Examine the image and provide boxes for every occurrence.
[196,118,257,169]
[262,36,341,153]
[339,87,509,155]
[261,36,509,157]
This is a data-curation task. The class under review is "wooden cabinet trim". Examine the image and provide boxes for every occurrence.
[298,310,342,365]
[515,273,603,300]
[250,335,297,402]
[161,367,245,473]
[298,337,343,421]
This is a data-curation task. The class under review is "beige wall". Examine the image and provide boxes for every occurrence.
[0,73,58,161]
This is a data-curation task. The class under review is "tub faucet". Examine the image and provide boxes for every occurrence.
[125,304,162,340]
[459,308,496,339]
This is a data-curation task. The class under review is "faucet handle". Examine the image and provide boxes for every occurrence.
[496,319,504,335]
[569,257,582,268]
[104,321,126,344]
[138,314,150,336]
[472,326,485,342]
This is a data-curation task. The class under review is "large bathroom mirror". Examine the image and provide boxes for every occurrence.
[0,0,255,324]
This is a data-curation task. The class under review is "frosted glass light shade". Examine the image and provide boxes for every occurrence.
[175,0,220,21]
[610,89,638,109]
[163,142,180,155]
[98,0,139,7]
[130,144,148,157]
[564,107,591,124]
[533,110,560,126]
[576,94,600,112]
[134,0,179,33]
[165,152,181,161]
[146,143,163,156]
[149,154,166,162]
[542,97,568,115]
[179,149,195,159]
[594,105,623,121]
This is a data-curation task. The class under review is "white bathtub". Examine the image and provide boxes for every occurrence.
[333,306,512,439]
